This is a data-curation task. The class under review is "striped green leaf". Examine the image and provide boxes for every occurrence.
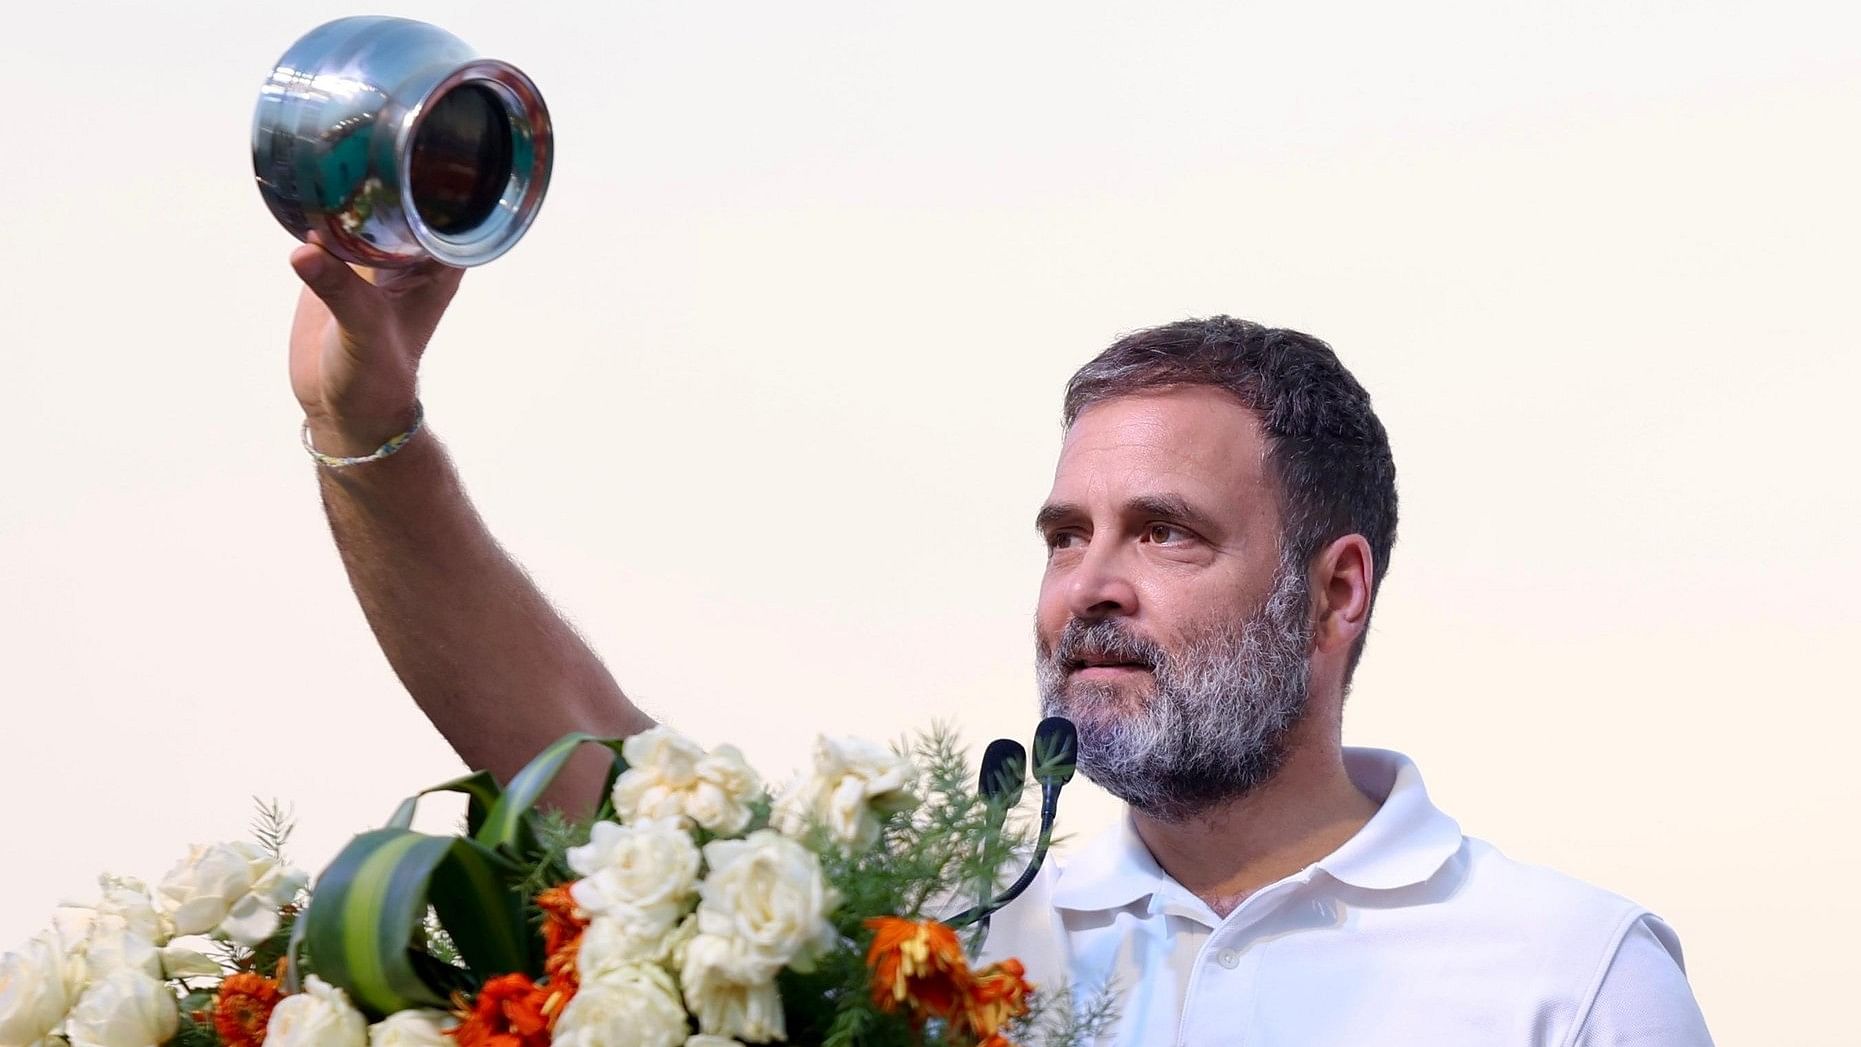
[302,828,529,1017]
[475,733,626,854]
[385,770,503,836]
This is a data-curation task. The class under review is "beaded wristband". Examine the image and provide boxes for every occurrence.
[301,402,425,469]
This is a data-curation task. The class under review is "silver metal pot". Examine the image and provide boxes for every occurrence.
[252,17,553,267]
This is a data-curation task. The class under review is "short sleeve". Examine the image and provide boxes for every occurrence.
[1573,915,1714,1046]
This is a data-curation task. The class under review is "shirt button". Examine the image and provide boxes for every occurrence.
[1216,948,1241,970]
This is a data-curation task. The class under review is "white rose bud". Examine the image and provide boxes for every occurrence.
[679,935,784,1043]
[612,729,763,835]
[367,1008,455,1047]
[156,842,306,946]
[773,736,917,849]
[552,965,688,1047]
[566,818,701,943]
[695,831,838,972]
[0,931,79,1047]
[266,976,367,1047]
[64,969,177,1047]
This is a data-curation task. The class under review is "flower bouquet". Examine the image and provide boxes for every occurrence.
[1,725,1115,1047]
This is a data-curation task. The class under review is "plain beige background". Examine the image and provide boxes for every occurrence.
[2,2,1856,1042]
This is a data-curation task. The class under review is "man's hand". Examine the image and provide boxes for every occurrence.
[289,239,463,456]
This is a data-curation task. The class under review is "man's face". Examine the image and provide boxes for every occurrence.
[1034,387,1313,819]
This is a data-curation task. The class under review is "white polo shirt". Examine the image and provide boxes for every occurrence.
[977,748,1713,1046]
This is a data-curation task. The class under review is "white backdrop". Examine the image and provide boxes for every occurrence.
[3,3,1857,1042]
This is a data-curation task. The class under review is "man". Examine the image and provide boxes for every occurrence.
[286,245,1713,1044]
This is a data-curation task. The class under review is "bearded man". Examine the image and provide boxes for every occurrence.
[285,247,1713,1045]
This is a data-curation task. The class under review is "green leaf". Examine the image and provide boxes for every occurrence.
[301,828,529,1017]
[303,830,448,1015]
[429,836,535,978]
[475,733,626,855]
[386,771,503,836]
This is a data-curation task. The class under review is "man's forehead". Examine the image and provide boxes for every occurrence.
[1052,388,1270,497]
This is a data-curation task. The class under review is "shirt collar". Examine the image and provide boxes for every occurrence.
[1050,747,1464,912]
[1317,747,1464,890]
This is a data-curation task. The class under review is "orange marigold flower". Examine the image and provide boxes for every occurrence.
[965,958,1034,1039]
[865,916,973,1023]
[536,883,589,989]
[449,973,557,1047]
[214,971,284,1047]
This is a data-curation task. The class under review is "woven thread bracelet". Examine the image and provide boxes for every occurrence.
[301,402,425,469]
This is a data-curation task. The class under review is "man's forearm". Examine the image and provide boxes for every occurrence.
[314,427,650,810]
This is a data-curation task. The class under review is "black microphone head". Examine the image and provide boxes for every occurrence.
[1032,716,1078,786]
[978,739,1028,806]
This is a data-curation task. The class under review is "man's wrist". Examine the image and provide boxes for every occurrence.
[305,403,423,459]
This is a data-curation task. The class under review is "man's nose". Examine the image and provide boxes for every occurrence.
[1066,544,1138,621]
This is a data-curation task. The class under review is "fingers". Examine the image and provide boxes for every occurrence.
[377,258,466,337]
[290,242,385,343]
[375,256,465,295]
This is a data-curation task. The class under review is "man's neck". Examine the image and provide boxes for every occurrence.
[1130,728,1379,919]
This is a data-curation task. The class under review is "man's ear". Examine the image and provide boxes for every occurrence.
[1309,533,1374,658]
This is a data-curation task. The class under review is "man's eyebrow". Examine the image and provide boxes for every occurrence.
[1033,502,1081,533]
[1126,493,1206,527]
[1033,495,1222,534]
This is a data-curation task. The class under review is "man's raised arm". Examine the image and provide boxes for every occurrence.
[288,243,650,812]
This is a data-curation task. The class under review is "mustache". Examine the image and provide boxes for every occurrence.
[1046,618,1166,671]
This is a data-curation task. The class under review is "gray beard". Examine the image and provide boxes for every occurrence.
[1036,558,1313,823]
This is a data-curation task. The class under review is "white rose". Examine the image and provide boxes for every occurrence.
[684,747,759,837]
[156,945,220,980]
[0,931,79,1047]
[773,736,917,848]
[63,876,169,946]
[612,729,706,824]
[577,912,695,978]
[77,916,160,981]
[156,843,307,946]
[678,935,783,1043]
[566,818,700,941]
[220,861,308,948]
[265,976,367,1047]
[367,1008,455,1047]
[695,831,838,972]
[685,1037,744,1047]
[612,730,762,835]
[64,969,177,1047]
[552,965,688,1047]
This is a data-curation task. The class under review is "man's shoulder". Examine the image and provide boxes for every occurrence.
[1433,833,1681,970]
[1455,834,1653,917]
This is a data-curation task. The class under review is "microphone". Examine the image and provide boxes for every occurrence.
[1031,715,1079,791]
[949,717,1076,930]
[978,738,1029,826]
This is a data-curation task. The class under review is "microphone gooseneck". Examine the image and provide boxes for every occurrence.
[949,718,1076,930]
[971,739,1029,939]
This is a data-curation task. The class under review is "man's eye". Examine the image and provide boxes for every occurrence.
[1045,531,1082,552]
[1145,523,1189,545]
